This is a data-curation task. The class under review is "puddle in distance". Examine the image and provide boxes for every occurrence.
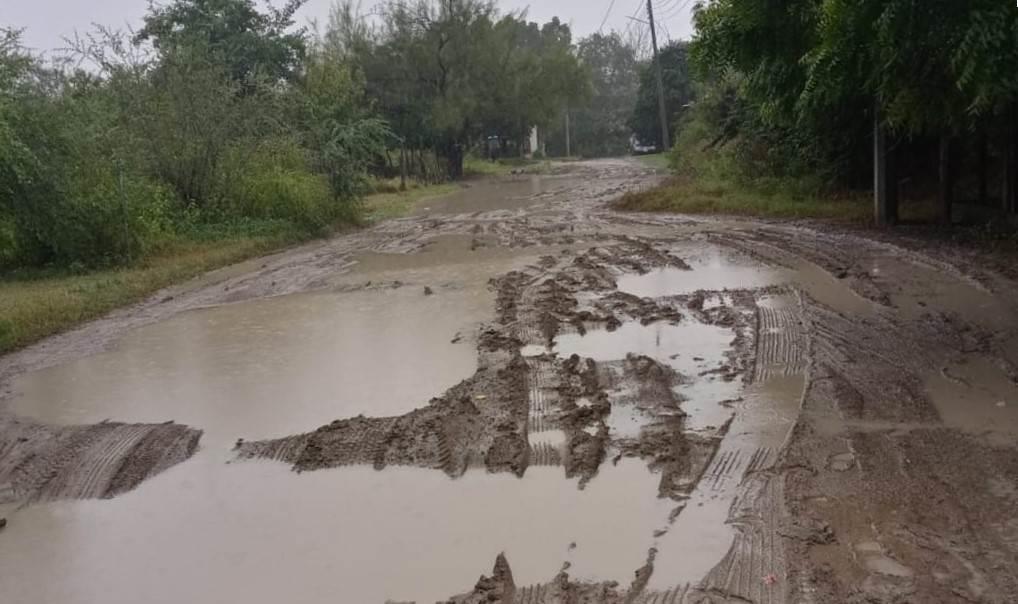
[618,246,786,298]
[415,175,583,215]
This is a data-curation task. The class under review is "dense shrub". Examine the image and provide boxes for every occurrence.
[215,138,341,232]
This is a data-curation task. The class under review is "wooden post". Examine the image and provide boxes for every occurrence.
[939,135,954,224]
[874,113,898,225]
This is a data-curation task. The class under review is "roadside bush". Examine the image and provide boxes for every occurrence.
[47,162,174,265]
[0,213,16,265]
[215,138,344,232]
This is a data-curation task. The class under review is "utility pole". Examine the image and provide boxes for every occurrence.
[647,0,670,151]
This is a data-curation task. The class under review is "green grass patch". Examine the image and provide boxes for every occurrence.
[0,230,301,355]
[635,153,670,172]
[613,177,872,222]
[614,176,944,225]
[362,182,460,221]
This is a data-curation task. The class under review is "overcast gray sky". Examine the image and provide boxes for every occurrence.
[3,0,695,57]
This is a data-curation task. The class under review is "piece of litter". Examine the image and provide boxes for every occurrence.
[475,395,487,401]
[997,401,1007,408]
[763,574,778,585]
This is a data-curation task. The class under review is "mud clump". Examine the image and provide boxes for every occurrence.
[556,355,612,485]
[0,416,201,504]
[445,553,674,604]
[443,553,516,604]
[239,354,530,477]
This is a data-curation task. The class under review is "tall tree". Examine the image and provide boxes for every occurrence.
[570,33,639,157]
[136,0,309,84]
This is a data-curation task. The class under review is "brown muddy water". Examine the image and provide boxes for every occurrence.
[0,240,794,603]
[416,174,585,216]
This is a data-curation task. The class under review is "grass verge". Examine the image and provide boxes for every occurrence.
[362,182,460,221]
[0,181,460,356]
[614,176,942,224]
[634,153,670,172]
[0,232,298,355]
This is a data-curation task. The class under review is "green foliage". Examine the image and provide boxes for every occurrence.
[136,0,309,84]
[686,0,1018,190]
[214,137,339,232]
[1,0,394,273]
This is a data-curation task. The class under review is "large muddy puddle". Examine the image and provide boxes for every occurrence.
[0,195,825,602]
[0,454,671,604]
[8,286,488,448]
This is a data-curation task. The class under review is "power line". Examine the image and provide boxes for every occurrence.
[598,0,619,32]
[657,0,695,22]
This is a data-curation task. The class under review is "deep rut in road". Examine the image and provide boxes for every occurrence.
[4,160,1018,603]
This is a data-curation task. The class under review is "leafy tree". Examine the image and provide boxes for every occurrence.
[328,0,586,177]
[569,32,639,157]
[135,0,309,84]
[691,0,1018,189]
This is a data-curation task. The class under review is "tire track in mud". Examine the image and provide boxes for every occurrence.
[0,419,201,504]
[754,306,806,382]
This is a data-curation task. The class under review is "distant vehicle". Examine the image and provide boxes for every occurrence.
[629,135,658,155]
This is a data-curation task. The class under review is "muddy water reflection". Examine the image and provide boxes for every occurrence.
[0,455,671,604]
[552,322,742,432]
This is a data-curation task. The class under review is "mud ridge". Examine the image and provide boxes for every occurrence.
[0,417,201,504]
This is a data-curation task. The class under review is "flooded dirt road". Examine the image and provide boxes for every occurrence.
[3,159,1018,603]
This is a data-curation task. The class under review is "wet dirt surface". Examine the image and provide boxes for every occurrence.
[4,158,1018,603]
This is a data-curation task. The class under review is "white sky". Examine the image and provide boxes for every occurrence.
[2,0,695,57]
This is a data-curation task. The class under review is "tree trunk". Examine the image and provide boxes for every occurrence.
[417,149,428,183]
[447,143,464,180]
[1006,108,1017,214]
[939,135,954,225]
[978,132,988,205]
[874,112,898,226]
[565,108,571,158]
[399,143,407,192]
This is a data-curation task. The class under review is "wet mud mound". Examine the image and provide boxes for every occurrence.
[0,417,201,504]
[778,295,1018,603]
[238,357,529,476]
